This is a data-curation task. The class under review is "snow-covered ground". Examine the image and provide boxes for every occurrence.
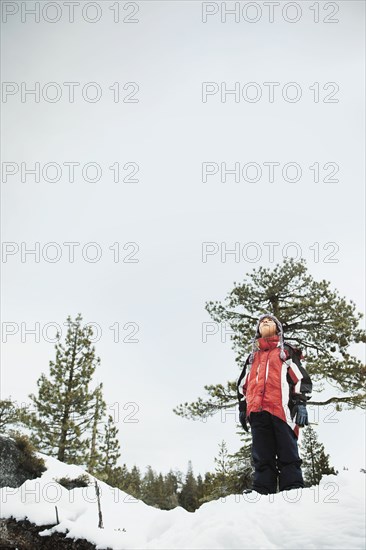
[0,453,365,550]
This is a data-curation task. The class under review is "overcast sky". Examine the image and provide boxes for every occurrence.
[1,1,365,477]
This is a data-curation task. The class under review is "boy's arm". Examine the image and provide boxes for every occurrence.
[237,356,251,431]
[285,345,312,403]
[237,355,250,404]
[284,344,312,427]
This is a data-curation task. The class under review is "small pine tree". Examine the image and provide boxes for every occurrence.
[96,414,121,482]
[196,473,204,503]
[87,383,107,475]
[126,465,142,499]
[205,439,248,501]
[154,473,167,509]
[25,314,101,464]
[213,440,232,497]
[0,398,18,430]
[140,465,158,507]
[198,471,216,505]
[300,425,337,486]
[227,430,253,493]
[163,470,179,509]
[111,463,130,492]
[178,461,198,512]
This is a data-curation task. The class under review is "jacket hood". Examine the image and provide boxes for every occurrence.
[248,313,287,365]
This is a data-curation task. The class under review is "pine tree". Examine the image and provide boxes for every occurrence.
[198,471,216,505]
[96,414,121,481]
[112,463,130,492]
[155,473,167,509]
[126,465,142,499]
[141,465,158,507]
[300,425,337,486]
[0,398,18,430]
[213,440,231,496]
[196,473,204,503]
[87,383,107,475]
[24,314,101,464]
[178,461,198,512]
[163,470,179,509]
[174,258,365,420]
[227,431,253,493]
[203,439,251,501]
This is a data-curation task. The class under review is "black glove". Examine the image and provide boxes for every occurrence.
[238,401,249,433]
[292,401,308,427]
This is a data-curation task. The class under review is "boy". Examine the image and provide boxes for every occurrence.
[237,313,312,494]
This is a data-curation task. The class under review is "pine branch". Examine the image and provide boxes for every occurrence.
[310,395,366,408]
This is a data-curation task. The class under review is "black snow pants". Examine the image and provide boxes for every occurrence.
[248,410,304,494]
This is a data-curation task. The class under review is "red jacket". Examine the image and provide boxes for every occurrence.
[237,335,312,438]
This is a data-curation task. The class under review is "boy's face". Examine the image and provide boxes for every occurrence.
[259,317,277,338]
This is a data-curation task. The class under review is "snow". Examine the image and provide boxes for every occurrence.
[0,452,365,550]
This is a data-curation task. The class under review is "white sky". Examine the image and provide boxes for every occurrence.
[1,1,365,477]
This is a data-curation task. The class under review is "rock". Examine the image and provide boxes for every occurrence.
[0,434,44,489]
[0,517,109,549]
